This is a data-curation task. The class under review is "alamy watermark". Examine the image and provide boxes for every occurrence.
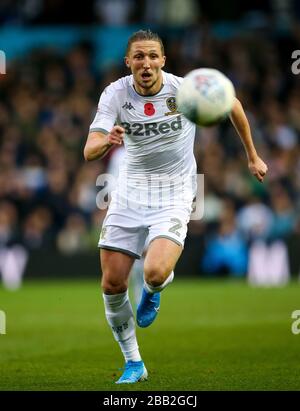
[291,50,300,75]
[0,310,6,334]
[0,50,6,74]
[291,310,300,335]
[95,173,205,220]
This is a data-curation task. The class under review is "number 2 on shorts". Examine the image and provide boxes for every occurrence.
[168,218,182,237]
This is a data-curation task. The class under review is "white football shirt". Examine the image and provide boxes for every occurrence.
[90,71,197,209]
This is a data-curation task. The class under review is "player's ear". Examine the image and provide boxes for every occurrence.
[124,56,130,68]
[161,56,166,68]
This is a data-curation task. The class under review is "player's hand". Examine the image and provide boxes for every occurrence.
[106,125,125,146]
[248,156,268,182]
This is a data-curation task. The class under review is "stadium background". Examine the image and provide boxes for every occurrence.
[0,0,300,391]
[1,0,300,282]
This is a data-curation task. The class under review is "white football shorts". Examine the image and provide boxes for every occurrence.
[98,205,192,259]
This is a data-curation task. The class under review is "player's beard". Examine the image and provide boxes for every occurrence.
[139,78,156,89]
[136,73,161,94]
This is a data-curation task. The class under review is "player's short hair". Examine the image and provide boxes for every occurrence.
[126,29,165,56]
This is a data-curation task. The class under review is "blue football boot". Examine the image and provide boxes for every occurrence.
[116,360,148,384]
[137,288,160,328]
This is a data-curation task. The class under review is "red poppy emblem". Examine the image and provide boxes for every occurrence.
[144,103,155,116]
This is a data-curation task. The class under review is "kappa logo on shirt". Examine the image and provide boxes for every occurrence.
[122,102,135,110]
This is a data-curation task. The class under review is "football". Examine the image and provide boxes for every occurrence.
[176,68,236,126]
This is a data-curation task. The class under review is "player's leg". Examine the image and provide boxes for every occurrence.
[137,238,182,328]
[101,248,133,295]
[137,208,190,328]
[144,238,182,288]
[99,222,149,383]
[101,248,148,384]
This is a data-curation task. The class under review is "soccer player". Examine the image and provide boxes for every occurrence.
[84,30,268,384]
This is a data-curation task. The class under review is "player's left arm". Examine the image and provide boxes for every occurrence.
[229,97,268,183]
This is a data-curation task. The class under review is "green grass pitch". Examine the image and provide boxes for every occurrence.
[0,278,300,391]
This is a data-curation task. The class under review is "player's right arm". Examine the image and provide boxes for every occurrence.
[84,126,125,161]
[85,81,124,161]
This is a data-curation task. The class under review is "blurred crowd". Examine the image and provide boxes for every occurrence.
[1,13,300,284]
[1,0,300,27]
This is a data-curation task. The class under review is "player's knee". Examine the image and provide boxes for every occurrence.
[144,263,171,287]
[101,276,127,294]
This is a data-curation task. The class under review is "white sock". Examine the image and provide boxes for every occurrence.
[103,291,141,362]
[144,271,174,294]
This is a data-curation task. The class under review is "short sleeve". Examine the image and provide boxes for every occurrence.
[163,71,183,91]
[89,84,118,134]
